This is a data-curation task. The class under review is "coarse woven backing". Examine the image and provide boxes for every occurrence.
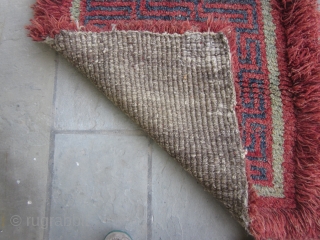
[48,30,249,226]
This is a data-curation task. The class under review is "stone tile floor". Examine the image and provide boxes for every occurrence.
[0,0,256,239]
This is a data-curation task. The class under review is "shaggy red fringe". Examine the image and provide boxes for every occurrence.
[27,0,320,239]
[26,0,236,49]
[249,0,320,239]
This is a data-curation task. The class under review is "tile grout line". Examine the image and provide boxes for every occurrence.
[43,52,59,240]
[54,129,147,136]
[147,139,153,240]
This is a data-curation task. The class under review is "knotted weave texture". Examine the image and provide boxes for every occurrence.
[52,30,248,225]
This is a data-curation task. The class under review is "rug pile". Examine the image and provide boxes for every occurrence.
[27,0,320,239]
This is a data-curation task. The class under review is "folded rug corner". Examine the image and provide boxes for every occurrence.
[27,0,320,239]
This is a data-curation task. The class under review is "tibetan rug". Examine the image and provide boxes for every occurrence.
[27,0,320,239]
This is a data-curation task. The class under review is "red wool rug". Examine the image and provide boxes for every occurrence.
[27,0,320,239]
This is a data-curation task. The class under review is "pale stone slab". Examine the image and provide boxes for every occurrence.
[49,134,149,240]
[0,1,56,239]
